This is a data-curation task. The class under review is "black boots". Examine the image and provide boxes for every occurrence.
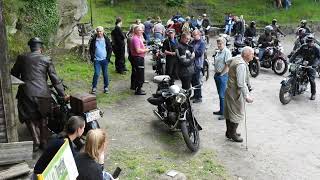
[310,94,316,100]
[225,119,243,143]
[25,120,40,152]
[135,87,146,95]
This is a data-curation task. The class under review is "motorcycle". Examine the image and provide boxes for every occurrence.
[147,75,202,152]
[48,83,103,148]
[231,35,260,78]
[260,39,288,75]
[149,39,166,75]
[279,59,312,104]
[202,46,210,81]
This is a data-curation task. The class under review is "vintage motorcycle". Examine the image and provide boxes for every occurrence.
[279,59,312,104]
[147,75,202,152]
[231,35,260,77]
[48,84,102,147]
[259,39,288,75]
[149,39,166,75]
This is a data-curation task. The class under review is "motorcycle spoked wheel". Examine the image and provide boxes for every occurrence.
[180,110,200,152]
[249,58,260,78]
[279,83,293,105]
[273,58,288,75]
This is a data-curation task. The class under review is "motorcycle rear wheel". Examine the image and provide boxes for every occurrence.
[279,84,293,105]
[180,114,200,152]
[249,58,260,78]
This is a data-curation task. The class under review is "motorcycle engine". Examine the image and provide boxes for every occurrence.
[168,112,177,123]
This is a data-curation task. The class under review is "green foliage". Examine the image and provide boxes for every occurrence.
[21,0,59,45]
[166,0,185,7]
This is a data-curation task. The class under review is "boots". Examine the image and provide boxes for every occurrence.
[135,87,146,95]
[229,121,243,143]
[39,118,49,150]
[225,119,241,139]
[25,120,40,152]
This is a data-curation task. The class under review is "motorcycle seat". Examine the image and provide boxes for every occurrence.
[153,75,171,83]
[147,97,165,106]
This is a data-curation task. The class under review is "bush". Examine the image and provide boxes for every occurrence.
[166,0,185,7]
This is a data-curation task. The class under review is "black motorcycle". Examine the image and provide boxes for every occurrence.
[279,60,312,104]
[149,39,166,75]
[231,36,260,77]
[48,84,102,147]
[260,39,288,75]
[147,75,202,152]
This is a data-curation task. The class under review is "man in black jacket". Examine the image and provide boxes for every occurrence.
[111,17,127,74]
[258,26,274,62]
[162,29,178,82]
[289,35,320,100]
[89,26,113,94]
[11,37,66,151]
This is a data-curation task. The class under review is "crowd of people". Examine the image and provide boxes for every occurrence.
[9,9,320,178]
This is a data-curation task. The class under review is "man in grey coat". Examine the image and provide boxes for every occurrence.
[224,46,254,143]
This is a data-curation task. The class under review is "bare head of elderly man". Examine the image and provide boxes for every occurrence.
[192,29,201,40]
[241,46,254,63]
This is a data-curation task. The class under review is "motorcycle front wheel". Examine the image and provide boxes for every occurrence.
[180,115,200,152]
[279,84,293,105]
[273,58,288,75]
[249,58,260,78]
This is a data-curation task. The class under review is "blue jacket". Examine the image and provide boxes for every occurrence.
[190,39,205,69]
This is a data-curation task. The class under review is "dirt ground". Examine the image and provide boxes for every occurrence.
[19,34,320,179]
[100,34,320,180]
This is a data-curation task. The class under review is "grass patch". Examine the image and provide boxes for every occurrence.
[107,149,228,180]
[53,52,132,105]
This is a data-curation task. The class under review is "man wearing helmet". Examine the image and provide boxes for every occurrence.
[289,35,320,100]
[244,21,257,38]
[296,20,312,35]
[11,37,66,151]
[257,25,275,62]
[270,19,285,38]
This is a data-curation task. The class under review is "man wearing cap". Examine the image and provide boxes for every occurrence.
[89,26,112,94]
[162,29,178,81]
[11,37,66,151]
[289,35,320,100]
[111,17,127,74]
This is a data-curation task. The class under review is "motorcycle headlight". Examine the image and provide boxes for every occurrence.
[255,48,259,55]
[176,93,187,104]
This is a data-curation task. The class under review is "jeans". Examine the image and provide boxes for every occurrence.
[224,24,232,35]
[214,73,228,113]
[191,67,202,99]
[92,59,109,89]
[258,48,265,62]
[154,32,163,41]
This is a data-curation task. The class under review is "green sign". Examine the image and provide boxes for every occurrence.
[38,139,78,180]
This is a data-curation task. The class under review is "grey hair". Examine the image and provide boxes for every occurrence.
[216,37,226,44]
[96,26,104,32]
[241,46,254,56]
[192,29,201,35]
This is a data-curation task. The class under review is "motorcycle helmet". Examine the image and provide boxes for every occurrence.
[264,25,273,34]
[28,37,43,47]
[306,34,314,44]
[272,19,277,24]
[300,19,307,26]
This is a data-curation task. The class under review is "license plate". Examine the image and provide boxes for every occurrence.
[85,109,101,123]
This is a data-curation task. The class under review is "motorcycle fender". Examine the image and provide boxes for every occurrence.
[179,110,202,131]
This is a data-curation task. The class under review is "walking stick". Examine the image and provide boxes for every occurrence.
[244,99,248,151]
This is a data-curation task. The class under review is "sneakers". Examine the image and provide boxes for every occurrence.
[104,88,109,94]
[91,88,97,95]
[91,87,109,94]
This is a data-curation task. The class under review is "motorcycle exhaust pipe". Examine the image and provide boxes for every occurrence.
[153,109,164,121]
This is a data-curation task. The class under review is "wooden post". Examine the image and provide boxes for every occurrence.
[0,0,19,142]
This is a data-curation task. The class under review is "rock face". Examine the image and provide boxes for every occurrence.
[54,0,88,46]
